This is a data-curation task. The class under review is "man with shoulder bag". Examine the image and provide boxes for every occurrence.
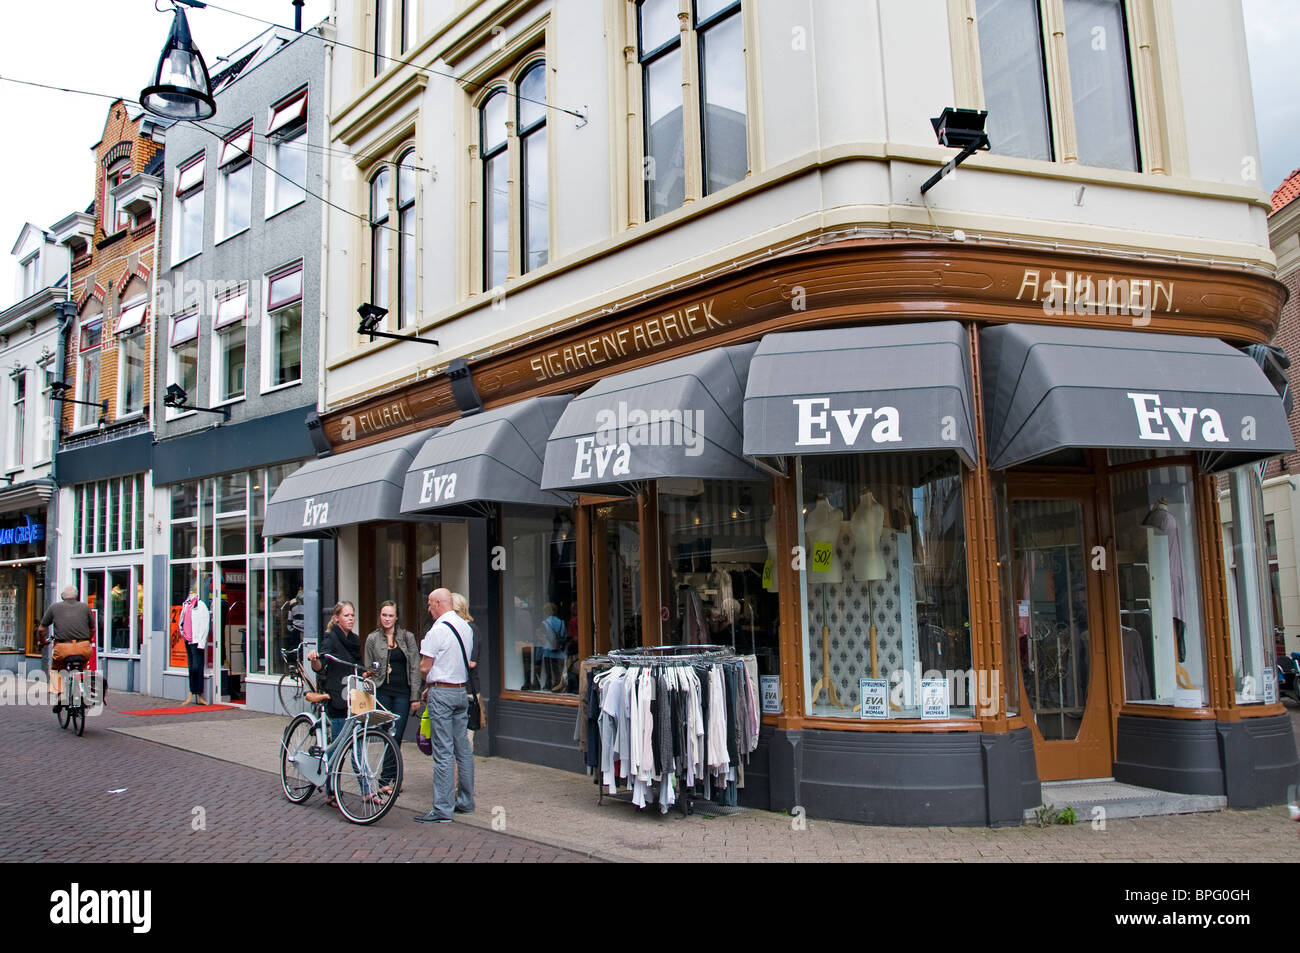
[414,588,477,824]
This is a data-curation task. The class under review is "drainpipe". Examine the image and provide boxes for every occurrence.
[142,179,162,698]
[316,20,334,420]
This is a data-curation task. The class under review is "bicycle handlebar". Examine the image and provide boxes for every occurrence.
[320,653,380,674]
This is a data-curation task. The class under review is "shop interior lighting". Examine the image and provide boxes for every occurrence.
[920,107,989,195]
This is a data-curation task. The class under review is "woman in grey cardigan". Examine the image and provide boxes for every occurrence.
[364,601,422,795]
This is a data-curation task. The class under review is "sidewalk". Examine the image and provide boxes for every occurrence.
[98,690,1299,862]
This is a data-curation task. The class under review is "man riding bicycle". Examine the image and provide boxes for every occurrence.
[39,585,95,711]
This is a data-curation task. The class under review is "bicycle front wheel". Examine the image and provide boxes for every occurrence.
[277,673,301,715]
[280,714,317,803]
[57,699,70,729]
[71,703,85,736]
[331,728,401,825]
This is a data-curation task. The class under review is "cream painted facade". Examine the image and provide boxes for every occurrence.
[322,0,1275,415]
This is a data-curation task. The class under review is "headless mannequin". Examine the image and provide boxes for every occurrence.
[181,591,211,706]
[850,491,887,582]
[763,514,779,593]
[804,496,844,584]
[805,495,845,709]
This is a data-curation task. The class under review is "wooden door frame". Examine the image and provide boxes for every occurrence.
[1006,473,1117,780]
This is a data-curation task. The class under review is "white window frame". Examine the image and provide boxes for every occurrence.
[8,370,26,471]
[263,262,303,392]
[105,157,133,233]
[212,285,249,405]
[19,252,38,298]
[266,89,308,218]
[168,310,200,420]
[115,293,149,419]
[75,318,103,431]
[35,363,54,464]
[217,122,254,243]
[173,153,206,264]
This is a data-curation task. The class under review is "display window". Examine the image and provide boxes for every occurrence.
[501,507,578,695]
[1108,455,1207,706]
[1219,465,1278,705]
[357,521,441,650]
[796,453,973,720]
[655,479,779,677]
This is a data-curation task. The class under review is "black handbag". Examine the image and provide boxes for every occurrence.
[446,621,483,731]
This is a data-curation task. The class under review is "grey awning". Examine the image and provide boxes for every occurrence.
[263,431,433,538]
[541,342,762,493]
[743,321,976,466]
[979,323,1295,471]
[401,396,576,517]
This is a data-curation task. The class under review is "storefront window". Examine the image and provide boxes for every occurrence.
[501,507,578,695]
[1220,465,1277,704]
[797,454,973,719]
[167,468,307,680]
[74,475,145,555]
[656,479,779,679]
[1109,458,1206,706]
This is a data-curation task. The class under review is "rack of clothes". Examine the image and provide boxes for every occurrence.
[574,644,761,816]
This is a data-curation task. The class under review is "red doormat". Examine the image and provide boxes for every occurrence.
[121,705,236,715]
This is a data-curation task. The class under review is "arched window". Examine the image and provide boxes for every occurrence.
[480,88,509,291]
[517,61,548,274]
[369,167,391,314]
[397,149,416,328]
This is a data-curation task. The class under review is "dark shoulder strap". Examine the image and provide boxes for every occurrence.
[441,620,479,695]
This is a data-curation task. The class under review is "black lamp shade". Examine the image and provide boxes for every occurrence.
[140,7,216,121]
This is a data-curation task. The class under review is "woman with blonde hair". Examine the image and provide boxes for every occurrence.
[452,592,480,672]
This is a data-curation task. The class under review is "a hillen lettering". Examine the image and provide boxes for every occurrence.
[793,399,902,447]
[530,297,729,383]
[1127,392,1230,444]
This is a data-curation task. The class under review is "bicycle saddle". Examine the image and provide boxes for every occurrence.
[64,656,87,670]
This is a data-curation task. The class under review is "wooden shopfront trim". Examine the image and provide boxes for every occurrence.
[773,468,804,732]
[1195,470,1234,715]
[1119,703,1216,720]
[317,241,1287,454]
[801,716,983,733]
[497,688,579,707]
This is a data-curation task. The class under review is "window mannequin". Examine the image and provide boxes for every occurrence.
[804,495,844,583]
[850,490,887,581]
[180,590,211,706]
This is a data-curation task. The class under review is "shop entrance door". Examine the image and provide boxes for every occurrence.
[590,499,642,653]
[1008,482,1113,781]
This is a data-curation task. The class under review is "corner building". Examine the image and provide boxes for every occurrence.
[275,0,1296,824]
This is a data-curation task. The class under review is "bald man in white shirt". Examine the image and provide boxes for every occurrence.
[414,588,475,823]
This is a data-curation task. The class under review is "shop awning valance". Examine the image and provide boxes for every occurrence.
[401,396,576,517]
[743,321,977,467]
[979,323,1295,471]
[263,430,433,539]
[540,342,762,494]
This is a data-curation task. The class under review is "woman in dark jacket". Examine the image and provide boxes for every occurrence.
[363,601,421,795]
[308,601,362,802]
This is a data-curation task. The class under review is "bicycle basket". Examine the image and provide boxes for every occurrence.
[347,675,376,716]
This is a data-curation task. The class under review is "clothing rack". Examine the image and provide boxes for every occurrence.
[578,644,759,818]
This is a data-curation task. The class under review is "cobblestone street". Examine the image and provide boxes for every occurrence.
[0,692,585,863]
[3,683,1298,863]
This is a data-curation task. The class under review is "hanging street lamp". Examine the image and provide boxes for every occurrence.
[140,2,216,121]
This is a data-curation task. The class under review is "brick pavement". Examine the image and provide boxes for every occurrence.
[8,683,1300,862]
[0,692,586,863]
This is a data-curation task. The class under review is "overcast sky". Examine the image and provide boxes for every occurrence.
[2,0,1298,296]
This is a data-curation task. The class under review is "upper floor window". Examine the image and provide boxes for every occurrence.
[38,365,54,462]
[106,157,133,232]
[267,89,308,216]
[369,166,391,316]
[169,310,200,418]
[373,0,414,77]
[77,315,103,430]
[364,147,417,329]
[19,253,38,298]
[265,262,303,389]
[174,153,205,263]
[218,123,253,241]
[475,58,549,291]
[213,284,249,403]
[637,0,747,220]
[974,0,1140,171]
[116,281,148,417]
[9,372,25,470]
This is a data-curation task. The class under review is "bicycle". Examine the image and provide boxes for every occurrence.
[278,655,403,824]
[277,644,314,715]
[53,655,91,737]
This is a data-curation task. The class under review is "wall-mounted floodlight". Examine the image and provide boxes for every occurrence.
[357,303,440,347]
[920,107,989,195]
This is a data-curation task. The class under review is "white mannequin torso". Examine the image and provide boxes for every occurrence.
[804,497,844,583]
[851,490,887,581]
